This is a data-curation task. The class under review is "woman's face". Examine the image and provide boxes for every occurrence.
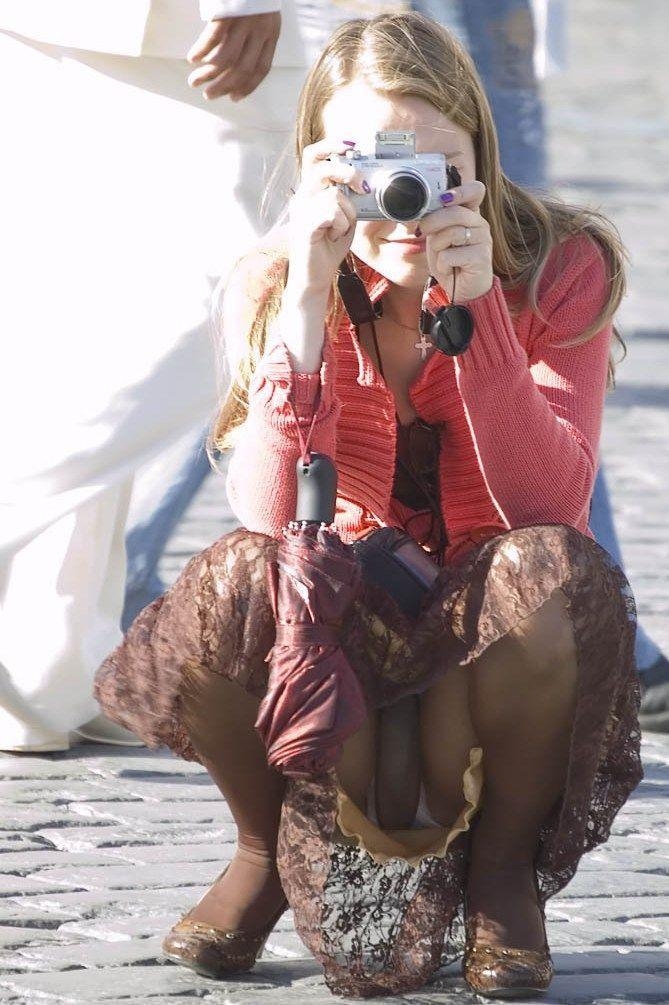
[320,80,477,291]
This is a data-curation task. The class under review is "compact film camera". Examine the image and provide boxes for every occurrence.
[333,130,461,222]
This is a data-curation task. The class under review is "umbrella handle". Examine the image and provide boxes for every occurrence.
[295,453,337,524]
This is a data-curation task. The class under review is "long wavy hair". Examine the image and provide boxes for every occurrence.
[211,11,626,453]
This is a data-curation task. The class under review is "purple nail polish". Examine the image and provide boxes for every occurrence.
[362,180,371,194]
[440,192,455,203]
[343,140,356,147]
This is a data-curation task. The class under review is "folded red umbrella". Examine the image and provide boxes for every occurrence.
[255,519,366,778]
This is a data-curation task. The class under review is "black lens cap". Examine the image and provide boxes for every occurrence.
[430,305,474,356]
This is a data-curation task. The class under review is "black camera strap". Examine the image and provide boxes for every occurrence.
[336,255,472,356]
[336,255,382,326]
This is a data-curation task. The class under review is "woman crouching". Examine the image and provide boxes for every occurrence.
[94,11,642,999]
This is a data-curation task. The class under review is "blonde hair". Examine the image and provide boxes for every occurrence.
[211,10,626,454]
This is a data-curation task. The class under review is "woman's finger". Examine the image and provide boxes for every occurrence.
[306,160,367,195]
[339,192,358,232]
[430,245,486,272]
[428,221,490,253]
[292,186,352,243]
[302,139,356,169]
[420,200,486,235]
[329,202,353,242]
[447,179,486,211]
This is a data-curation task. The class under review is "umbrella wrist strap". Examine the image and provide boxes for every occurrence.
[274,623,339,646]
[287,386,321,468]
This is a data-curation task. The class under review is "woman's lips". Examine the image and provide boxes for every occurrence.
[386,238,426,254]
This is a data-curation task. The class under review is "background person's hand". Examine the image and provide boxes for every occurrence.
[187,13,281,101]
[420,180,493,303]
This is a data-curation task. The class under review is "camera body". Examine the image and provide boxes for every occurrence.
[333,130,461,222]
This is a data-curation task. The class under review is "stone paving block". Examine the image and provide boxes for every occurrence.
[102,842,225,865]
[579,848,669,872]
[115,781,223,803]
[0,964,214,1001]
[629,917,669,942]
[547,897,669,923]
[0,836,57,853]
[0,960,326,1002]
[29,860,235,893]
[559,871,669,899]
[0,850,124,872]
[56,908,296,943]
[58,913,191,941]
[0,780,129,804]
[0,808,85,832]
[0,756,82,780]
[5,886,208,921]
[35,823,233,851]
[0,874,84,897]
[547,920,666,947]
[546,971,669,1004]
[613,820,669,842]
[0,926,62,949]
[0,901,82,929]
[83,752,204,777]
[68,800,233,825]
[6,934,166,970]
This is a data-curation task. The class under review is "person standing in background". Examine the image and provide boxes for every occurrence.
[0,0,405,752]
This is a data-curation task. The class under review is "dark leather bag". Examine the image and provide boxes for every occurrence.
[352,525,440,617]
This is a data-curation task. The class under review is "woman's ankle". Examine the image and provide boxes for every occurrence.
[466,851,545,952]
[187,847,285,932]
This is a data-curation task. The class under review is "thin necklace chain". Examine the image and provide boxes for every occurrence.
[380,302,420,332]
[380,299,434,359]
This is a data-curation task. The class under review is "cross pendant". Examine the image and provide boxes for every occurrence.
[414,333,433,360]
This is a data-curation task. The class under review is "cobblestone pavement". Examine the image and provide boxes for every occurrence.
[2,1,668,1002]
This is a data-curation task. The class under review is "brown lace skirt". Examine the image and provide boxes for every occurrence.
[94,523,642,998]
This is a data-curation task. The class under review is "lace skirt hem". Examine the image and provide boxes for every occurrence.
[94,522,642,998]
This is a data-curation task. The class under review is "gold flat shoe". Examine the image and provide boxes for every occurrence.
[161,867,288,979]
[462,887,553,998]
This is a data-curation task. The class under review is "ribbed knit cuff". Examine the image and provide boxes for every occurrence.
[248,337,336,428]
[457,277,527,376]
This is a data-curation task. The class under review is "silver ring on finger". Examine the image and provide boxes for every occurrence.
[463,226,472,246]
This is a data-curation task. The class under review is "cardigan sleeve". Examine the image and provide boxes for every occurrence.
[222,252,339,537]
[453,234,613,531]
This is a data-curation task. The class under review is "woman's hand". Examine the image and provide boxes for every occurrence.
[286,140,367,301]
[419,180,493,303]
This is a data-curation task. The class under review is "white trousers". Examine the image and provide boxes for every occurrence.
[0,30,307,747]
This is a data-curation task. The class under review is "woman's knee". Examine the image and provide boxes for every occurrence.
[505,588,577,679]
[475,524,620,673]
[206,527,277,586]
[179,664,263,760]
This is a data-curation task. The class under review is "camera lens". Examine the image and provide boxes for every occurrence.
[379,171,428,221]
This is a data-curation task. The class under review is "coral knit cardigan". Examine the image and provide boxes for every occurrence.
[224,230,612,565]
